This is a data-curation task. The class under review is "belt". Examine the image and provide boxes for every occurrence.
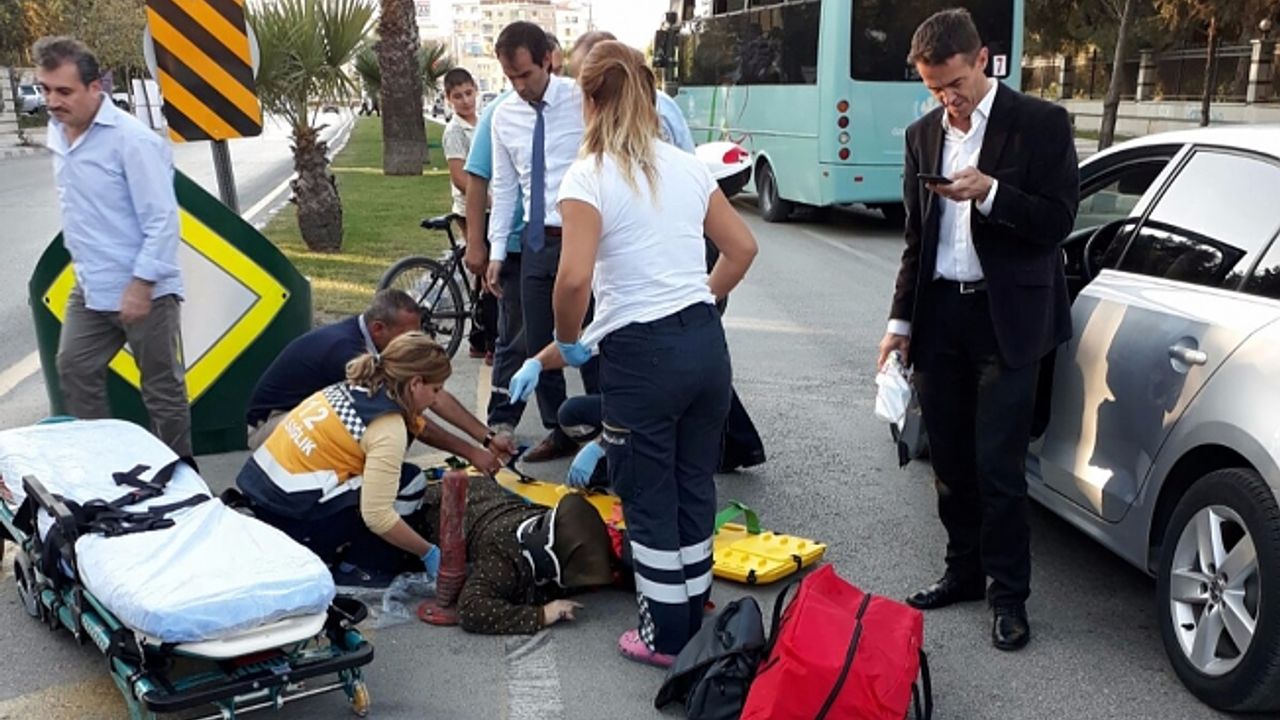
[935,278,987,295]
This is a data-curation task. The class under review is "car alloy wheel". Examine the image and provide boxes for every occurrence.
[1167,503,1258,677]
[1157,467,1280,712]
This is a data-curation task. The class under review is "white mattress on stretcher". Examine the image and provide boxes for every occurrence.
[0,419,335,644]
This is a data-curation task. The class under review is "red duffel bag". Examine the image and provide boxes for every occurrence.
[741,564,933,720]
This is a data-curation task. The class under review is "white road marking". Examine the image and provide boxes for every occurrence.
[504,632,565,720]
[0,351,40,400]
[722,317,837,336]
[804,228,900,274]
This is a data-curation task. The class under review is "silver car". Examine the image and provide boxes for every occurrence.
[1029,125,1280,712]
[18,84,45,114]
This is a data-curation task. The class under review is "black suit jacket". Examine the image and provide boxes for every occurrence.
[890,83,1080,370]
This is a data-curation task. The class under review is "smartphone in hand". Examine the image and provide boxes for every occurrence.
[917,172,953,185]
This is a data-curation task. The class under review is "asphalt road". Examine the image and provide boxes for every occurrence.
[0,196,1233,719]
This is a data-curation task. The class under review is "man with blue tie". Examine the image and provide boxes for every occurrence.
[486,21,597,462]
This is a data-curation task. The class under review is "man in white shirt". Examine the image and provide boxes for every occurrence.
[877,10,1078,652]
[487,21,598,462]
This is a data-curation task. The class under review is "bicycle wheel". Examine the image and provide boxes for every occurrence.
[377,256,467,359]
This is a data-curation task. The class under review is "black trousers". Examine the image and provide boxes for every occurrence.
[520,236,599,430]
[913,285,1039,607]
[487,252,528,428]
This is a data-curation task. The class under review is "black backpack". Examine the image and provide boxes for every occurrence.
[654,597,766,720]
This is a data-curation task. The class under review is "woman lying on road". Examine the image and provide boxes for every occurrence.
[413,474,616,634]
[236,332,504,587]
[508,41,759,666]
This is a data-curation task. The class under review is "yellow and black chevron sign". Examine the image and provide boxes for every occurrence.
[144,0,262,142]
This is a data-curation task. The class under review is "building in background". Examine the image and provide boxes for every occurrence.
[415,0,451,44]
[450,0,595,92]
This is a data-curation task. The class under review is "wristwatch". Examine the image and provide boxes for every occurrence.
[481,430,497,448]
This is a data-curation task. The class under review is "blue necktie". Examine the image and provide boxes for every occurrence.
[526,101,546,253]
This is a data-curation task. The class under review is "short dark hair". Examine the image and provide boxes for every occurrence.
[495,21,551,66]
[908,8,983,66]
[32,36,100,86]
[572,30,617,59]
[546,31,561,51]
[443,67,475,95]
[364,289,421,326]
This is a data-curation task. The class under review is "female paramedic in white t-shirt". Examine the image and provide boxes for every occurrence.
[507,41,758,666]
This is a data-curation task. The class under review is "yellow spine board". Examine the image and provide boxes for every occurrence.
[484,468,826,585]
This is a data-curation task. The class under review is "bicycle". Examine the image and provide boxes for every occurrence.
[377,213,487,360]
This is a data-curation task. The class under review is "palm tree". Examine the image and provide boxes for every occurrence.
[377,0,425,175]
[419,39,454,101]
[249,0,374,253]
[354,38,453,162]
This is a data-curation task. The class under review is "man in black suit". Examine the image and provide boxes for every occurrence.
[877,9,1079,652]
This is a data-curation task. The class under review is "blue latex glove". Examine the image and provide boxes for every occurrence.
[509,358,542,403]
[422,545,441,580]
[567,441,606,488]
[555,336,592,367]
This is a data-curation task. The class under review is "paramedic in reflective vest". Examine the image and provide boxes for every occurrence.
[245,289,515,471]
[508,42,758,665]
[237,332,452,586]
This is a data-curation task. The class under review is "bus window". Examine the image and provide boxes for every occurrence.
[851,0,1016,82]
[678,1,820,86]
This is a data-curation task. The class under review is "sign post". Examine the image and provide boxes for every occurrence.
[211,141,239,212]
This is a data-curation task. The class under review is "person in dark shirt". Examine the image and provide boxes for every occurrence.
[246,289,516,470]
[416,475,615,634]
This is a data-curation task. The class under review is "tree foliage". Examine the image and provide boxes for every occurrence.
[0,0,145,67]
[1028,0,1278,56]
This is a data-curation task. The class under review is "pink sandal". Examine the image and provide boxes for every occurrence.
[618,629,676,668]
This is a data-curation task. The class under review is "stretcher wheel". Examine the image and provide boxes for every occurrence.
[350,681,370,717]
[13,550,44,620]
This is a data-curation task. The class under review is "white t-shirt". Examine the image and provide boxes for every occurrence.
[557,142,718,348]
[442,114,475,215]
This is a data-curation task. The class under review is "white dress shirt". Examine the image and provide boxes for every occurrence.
[487,74,584,261]
[888,79,999,338]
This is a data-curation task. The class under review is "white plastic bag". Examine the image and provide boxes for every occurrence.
[337,571,437,628]
[875,350,912,428]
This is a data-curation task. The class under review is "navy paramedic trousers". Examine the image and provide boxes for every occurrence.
[601,302,731,655]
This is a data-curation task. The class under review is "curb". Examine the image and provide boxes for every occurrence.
[0,144,47,161]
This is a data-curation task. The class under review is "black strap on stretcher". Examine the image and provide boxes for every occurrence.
[70,460,210,538]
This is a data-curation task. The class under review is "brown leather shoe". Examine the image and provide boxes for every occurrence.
[522,431,579,463]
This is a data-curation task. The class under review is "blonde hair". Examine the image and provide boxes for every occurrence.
[345,331,451,423]
[577,41,660,198]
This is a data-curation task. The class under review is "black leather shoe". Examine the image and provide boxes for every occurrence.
[992,605,1031,651]
[522,430,579,463]
[905,574,986,610]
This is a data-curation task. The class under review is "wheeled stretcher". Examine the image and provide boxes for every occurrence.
[0,419,376,719]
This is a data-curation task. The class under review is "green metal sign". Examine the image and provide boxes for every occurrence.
[28,171,311,454]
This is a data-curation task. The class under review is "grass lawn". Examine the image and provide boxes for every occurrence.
[263,118,454,321]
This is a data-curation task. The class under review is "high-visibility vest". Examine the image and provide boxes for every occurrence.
[237,382,424,520]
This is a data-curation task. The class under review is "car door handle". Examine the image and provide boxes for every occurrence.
[1168,345,1208,367]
